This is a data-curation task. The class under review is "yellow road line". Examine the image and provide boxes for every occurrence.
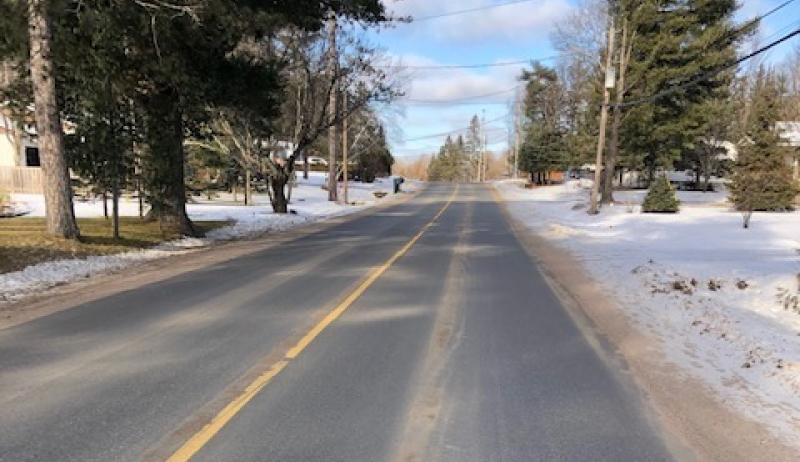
[166,184,459,462]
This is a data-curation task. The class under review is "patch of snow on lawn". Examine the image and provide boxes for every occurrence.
[496,179,800,446]
[1,173,417,303]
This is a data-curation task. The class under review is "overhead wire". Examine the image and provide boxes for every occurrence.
[615,26,800,108]
[410,0,540,22]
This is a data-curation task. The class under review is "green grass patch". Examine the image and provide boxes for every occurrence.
[0,217,227,274]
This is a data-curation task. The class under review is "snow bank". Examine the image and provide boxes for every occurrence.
[1,173,416,303]
[496,179,800,446]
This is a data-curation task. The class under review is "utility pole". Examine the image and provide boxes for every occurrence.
[326,13,338,202]
[342,91,349,205]
[588,14,615,215]
[482,121,488,181]
[513,129,520,180]
[513,95,522,179]
[603,16,629,205]
[480,109,486,182]
[514,98,522,178]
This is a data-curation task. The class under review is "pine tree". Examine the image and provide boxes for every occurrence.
[519,62,567,184]
[26,0,80,238]
[641,176,680,213]
[620,0,754,179]
[428,134,471,182]
[729,69,798,227]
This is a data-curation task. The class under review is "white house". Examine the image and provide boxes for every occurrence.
[726,122,800,178]
[0,111,40,167]
[777,122,800,179]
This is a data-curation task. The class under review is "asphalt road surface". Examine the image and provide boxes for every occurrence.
[0,184,677,461]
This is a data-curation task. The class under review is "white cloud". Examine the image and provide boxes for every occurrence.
[389,53,524,101]
[384,0,573,42]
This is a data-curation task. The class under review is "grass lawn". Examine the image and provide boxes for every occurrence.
[0,217,227,274]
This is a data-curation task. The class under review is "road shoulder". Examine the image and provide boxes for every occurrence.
[494,190,798,462]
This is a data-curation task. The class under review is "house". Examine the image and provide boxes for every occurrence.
[0,110,40,168]
[723,122,800,178]
[0,108,44,194]
[776,122,800,178]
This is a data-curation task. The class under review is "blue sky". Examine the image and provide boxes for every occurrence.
[366,0,800,158]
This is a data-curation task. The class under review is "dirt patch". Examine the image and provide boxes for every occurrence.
[496,194,799,461]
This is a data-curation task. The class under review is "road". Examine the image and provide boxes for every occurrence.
[0,184,677,461]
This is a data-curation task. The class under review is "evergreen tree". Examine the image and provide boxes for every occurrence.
[729,69,798,227]
[620,0,754,180]
[465,115,482,181]
[641,176,680,213]
[428,135,469,182]
[519,62,567,184]
[355,125,394,182]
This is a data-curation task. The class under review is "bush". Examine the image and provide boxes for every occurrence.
[642,176,680,213]
[0,188,9,207]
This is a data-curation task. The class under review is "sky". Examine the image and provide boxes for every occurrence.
[366,0,800,158]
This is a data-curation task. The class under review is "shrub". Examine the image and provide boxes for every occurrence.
[642,176,680,213]
[0,188,9,207]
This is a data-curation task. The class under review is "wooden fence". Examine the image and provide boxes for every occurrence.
[0,166,44,194]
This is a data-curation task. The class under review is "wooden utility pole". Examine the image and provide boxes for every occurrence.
[603,18,630,205]
[588,14,616,215]
[513,96,522,179]
[482,133,488,181]
[27,0,79,238]
[326,13,338,202]
[479,110,486,182]
[342,91,349,205]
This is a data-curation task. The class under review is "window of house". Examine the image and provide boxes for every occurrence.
[25,147,40,167]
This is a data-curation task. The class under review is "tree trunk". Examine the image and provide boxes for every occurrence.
[303,150,309,179]
[142,87,196,236]
[137,178,144,218]
[112,177,120,240]
[326,15,338,202]
[742,210,753,229]
[102,191,108,218]
[244,169,251,206]
[27,0,79,238]
[270,174,289,213]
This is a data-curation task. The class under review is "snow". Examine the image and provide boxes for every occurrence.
[496,179,800,446]
[1,173,418,303]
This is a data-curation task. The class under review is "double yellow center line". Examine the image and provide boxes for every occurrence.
[166,185,459,462]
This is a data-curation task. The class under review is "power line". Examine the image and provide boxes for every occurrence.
[399,115,511,143]
[387,0,796,67]
[404,101,512,106]
[411,0,539,22]
[381,2,797,73]
[400,86,521,104]
[378,56,560,70]
[617,26,800,109]
[758,0,798,21]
